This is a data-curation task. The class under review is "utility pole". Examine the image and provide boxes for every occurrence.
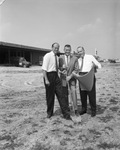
[95,48,98,57]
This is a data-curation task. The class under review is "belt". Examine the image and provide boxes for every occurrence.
[47,71,57,74]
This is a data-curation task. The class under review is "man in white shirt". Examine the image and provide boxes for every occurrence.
[42,43,72,120]
[76,46,101,117]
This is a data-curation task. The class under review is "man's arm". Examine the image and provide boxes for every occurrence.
[73,58,79,74]
[92,55,102,69]
[42,54,50,85]
[58,56,63,71]
[42,70,50,85]
[59,55,67,74]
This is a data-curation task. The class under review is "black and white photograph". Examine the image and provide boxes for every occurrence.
[0,0,120,150]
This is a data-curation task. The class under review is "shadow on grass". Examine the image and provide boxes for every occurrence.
[31,142,50,150]
[97,142,120,149]
[97,114,114,123]
[97,104,107,115]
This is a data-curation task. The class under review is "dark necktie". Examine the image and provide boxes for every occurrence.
[55,55,58,72]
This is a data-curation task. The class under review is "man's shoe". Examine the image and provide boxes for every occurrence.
[47,114,52,118]
[79,110,86,115]
[75,110,79,116]
[91,112,96,117]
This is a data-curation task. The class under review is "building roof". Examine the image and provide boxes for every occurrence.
[0,41,51,52]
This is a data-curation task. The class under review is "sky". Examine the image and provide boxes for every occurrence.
[0,0,120,59]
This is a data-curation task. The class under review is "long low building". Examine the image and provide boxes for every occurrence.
[0,41,51,65]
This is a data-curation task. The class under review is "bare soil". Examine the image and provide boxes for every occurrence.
[0,63,120,150]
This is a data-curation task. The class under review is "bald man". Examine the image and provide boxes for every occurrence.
[76,46,101,117]
[42,43,72,120]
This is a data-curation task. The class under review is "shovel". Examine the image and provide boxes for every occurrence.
[67,82,75,112]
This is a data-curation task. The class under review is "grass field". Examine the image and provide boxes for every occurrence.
[0,63,120,150]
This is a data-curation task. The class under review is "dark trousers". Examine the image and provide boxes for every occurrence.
[44,72,70,118]
[79,76,96,113]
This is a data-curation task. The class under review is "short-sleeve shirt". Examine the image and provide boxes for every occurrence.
[42,51,58,72]
[78,54,101,72]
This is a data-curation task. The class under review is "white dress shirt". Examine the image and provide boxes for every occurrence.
[64,55,70,67]
[42,51,59,72]
[78,54,101,72]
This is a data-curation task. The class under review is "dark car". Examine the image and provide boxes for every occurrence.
[19,57,31,68]
[39,60,43,66]
[10,57,31,67]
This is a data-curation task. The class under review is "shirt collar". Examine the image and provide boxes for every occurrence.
[51,51,55,56]
[79,54,86,60]
[65,55,71,58]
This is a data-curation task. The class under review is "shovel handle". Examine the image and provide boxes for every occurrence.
[68,82,75,112]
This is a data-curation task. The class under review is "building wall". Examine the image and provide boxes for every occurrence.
[0,44,49,65]
[0,48,9,64]
[32,52,39,65]
[32,51,46,65]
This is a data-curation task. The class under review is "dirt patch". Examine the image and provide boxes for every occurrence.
[0,64,120,150]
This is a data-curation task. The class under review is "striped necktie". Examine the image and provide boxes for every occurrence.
[79,57,84,72]
[66,56,68,67]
